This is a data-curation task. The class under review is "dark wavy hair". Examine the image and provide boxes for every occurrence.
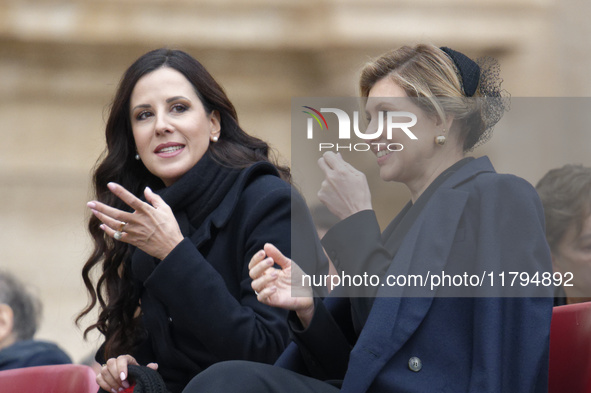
[76,48,290,359]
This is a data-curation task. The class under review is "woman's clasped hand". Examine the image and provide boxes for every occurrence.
[96,354,158,393]
[317,152,373,221]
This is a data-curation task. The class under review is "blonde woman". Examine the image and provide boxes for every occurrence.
[184,44,553,393]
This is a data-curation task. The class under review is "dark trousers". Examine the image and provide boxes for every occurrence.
[182,360,340,393]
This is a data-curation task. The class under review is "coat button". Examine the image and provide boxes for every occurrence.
[408,357,422,372]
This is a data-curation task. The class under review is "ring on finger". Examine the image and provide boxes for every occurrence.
[119,221,127,232]
[114,231,123,241]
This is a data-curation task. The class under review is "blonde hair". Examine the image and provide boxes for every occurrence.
[359,44,487,151]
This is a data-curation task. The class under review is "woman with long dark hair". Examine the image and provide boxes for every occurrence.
[77,48,321,393]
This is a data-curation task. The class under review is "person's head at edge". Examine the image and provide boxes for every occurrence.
[0,271,41,350]
[536,164,591,304]
[77,48,290,359]
[358,44,502,200]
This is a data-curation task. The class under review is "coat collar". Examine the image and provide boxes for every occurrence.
[440,155,495,190]
[131,160,279,285]
[185,161,279,244]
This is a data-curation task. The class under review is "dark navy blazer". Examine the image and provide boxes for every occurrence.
[277,156,553,393]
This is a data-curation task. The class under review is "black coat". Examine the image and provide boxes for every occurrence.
[105,160,326,393]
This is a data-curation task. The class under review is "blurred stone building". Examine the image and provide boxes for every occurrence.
[1,0,590,362]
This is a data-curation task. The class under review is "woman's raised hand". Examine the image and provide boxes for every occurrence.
[249,243,315,328]
[318,151,373,220]
[96,354,158,393]
[87,182,184,260]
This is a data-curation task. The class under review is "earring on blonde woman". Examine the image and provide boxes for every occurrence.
[435,129,446,146]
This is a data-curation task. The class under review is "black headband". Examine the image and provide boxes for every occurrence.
[440,47,480,97]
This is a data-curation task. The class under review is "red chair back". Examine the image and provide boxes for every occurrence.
[549,302,591,393]
[0,364,99,393]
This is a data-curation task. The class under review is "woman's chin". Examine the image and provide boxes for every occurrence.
[378,170,397,183]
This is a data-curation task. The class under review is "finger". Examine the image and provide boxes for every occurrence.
[249,257,274,280]
[91,209,127,233]
[324,152,351,175]
[317,192,331,210]
[147,362,159,371]
[88,201,134,225]
[103,359,122,391]
[257,285,278,303]
[317,157,332,176]
[100,223,128,242]
[322,151,342,170]
[252,268,279,294]
[144,186,166,209]
[318,179,331,194]
[248,249,266,270]
[263,243,291,270]
[96,372,118,393]
[108,182,152,213]
[115,355,130,386]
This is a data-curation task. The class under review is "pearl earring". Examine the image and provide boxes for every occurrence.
[434,129,446,146]
[211,136,219,142]
[135,154,141,160]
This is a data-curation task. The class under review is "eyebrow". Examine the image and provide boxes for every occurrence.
[166,96,190,103]
[365,102,401,116]
[377,101,402,111]
[131,103,150,112]
[131,96,191,113]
